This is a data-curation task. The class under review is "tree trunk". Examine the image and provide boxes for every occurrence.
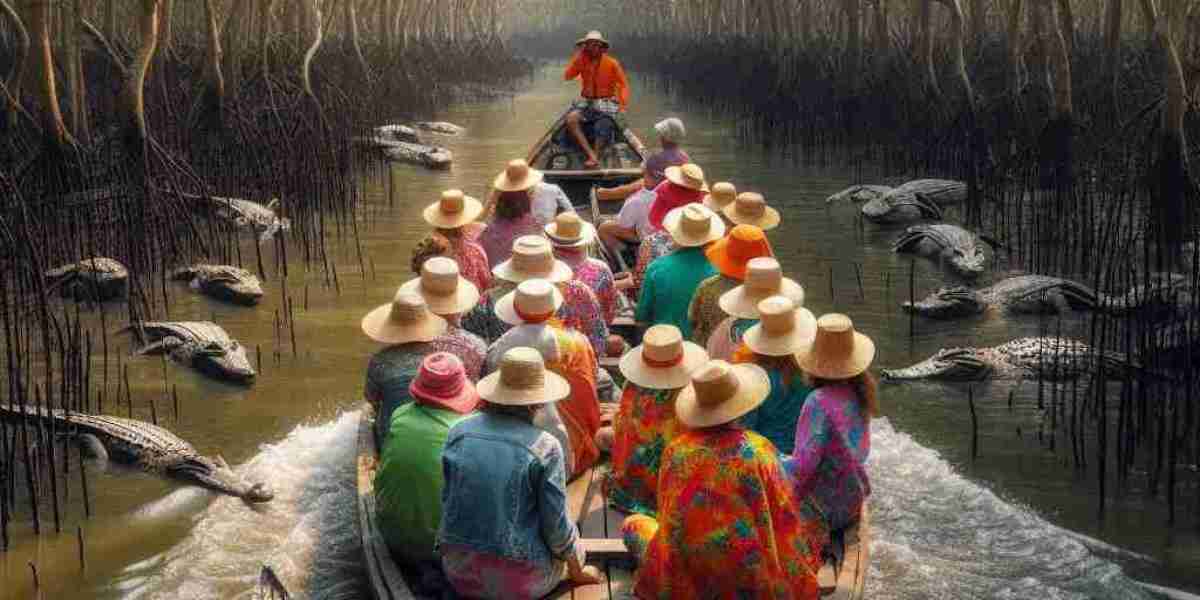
[1037,0,1074,190]
[969,0,985,56]
[300,0,323,104]
[873,0,889,60]
[200,0,224,126]
[66,0,86,139]
[914,0,941,98]
[1104,0,1122,110]
[22,0,74,148]
[0,0,29,127]
[1007,0,1025,98]
[122,0,161,151]
[159,0,173,53]
[346,0,371,83]
[259,0,273,81]
[1055,0,1074,56]
[1148,0,1194,265]
[846,0,863,94]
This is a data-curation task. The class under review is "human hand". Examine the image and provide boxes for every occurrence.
[570,565,603,585]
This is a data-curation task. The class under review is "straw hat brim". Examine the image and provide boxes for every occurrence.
[662,207,725,248]
[397,276,481,315]
[575,34,610,47]
[664,166,709,192]
[742,308,818,357]
[423,196,483,229]
[704,237,771,280]
[723,204,782,231]
[476,368,571,406]
[411,384,480,414]
[360,302,447,344]
[796,331,876,379]
[493,168,545,193]
[718,279,806,320]
[494,285,565,326]
[544,220,597,248]
[492,258,573,284]
[676,363,771,428]
[702,194,734,212]
[618,341,708,389]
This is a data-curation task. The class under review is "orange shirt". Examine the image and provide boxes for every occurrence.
[564,52,630,110]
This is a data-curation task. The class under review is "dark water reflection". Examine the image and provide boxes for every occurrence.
[0,64,1194,598]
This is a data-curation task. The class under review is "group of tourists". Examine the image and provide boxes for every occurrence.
[364,29,879,600]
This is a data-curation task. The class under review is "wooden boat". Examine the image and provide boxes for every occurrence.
[357,403,869,599]
[525,109,648,211]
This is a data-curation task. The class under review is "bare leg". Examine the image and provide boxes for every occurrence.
[598,220,636,258]
[566,110,599,168]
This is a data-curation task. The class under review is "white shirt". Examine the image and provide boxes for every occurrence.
[531,182,574,223]
[616,186,657,238]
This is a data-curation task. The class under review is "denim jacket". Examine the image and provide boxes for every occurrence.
[438,412,579,564]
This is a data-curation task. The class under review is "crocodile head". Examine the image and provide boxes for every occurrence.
[170,456,274,503]
[192,340,256,384]
[861,192,921,224]
[202,271,264,306]
[880,347,994,381]
[902,286,986,319]
[941,245,987,279]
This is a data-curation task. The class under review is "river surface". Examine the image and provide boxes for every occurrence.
[1,63,1197,598]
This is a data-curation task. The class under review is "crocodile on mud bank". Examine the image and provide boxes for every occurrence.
[206,196,291,243]
[894,224,991,280]
[126,321,255,384]
[44,257,129,302]
[171,264,265,306]
[358,124,454,169]
[827,179,968,224]
[0,404,273,502]
[880,336,1141,382]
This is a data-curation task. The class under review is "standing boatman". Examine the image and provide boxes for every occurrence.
[564,31,630,169]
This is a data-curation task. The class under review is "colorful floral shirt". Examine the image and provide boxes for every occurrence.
[737,369,814,455]
[630,230,674,301]
[706,316,758,362]
[784,384,871,532]
[460,281,517,344]
[635,246,717,339]
[687,274,740,349]
[463,280,607,357]
[449,235,492,293]
[622,426,826,599]
[606,384,682,516]
[433,326,487,383]
[479,213,547,269]
[557,249,618,324]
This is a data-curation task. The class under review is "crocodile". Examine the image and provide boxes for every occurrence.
[44,257,129,301]
[862,179,968,223]
[209,196,291,243]
[413,121,465,136]
[1101,272,1194,316]
[171,264,264,306]
[373,124,420,143]
[903,275,1101,319]
[825,184,896,204]
[0,404,273,503]
[381,140,453,170]
[879,337,1140,382]
[893,224,990,279]
[127,321,255,384]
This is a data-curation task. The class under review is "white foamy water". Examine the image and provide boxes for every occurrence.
[115,410,365,600]
[867,417,1155,599]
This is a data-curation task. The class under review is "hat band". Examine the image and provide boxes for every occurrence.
[516,305,555,323]
[643,353,684,368]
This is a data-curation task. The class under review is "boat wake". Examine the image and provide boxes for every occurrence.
[867,417,1154,599]
[117,410,365,600]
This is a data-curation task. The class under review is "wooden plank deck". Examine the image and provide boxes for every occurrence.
[551,464,635,599]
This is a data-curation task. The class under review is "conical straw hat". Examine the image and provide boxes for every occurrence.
[723,192,781,231]
[619,324,708,389]
[493,159,544,193]
[742,295,818,357]
[795,313,876,380]
[719,257,806,319]
[361,291,447,344]
[492,236,573,283]
[495,278,565,326]
[423,189,482,229]
[398,256,480,315]
[662,204,725,247]
[702,181,737,212]
[477,346,571,405]
[675,360,770,428]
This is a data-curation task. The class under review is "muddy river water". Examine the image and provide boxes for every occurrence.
[1,64,1196,599]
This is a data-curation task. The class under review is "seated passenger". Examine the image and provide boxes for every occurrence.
[736,296,818,454]
[563,31,629,168]
[480,160,569,267]
[621,359,827,599]
[375,353,479,566]
[595,117,690,203]
[361,292,448,444]
[723,191,781,232]
[419,189,492,292]
[398,256,487,381]
[709,257,805,361]
[646,163,708,231]
[635,204,723,339]
[688,224,773,348]
[546,212,618,325]
[439,347,602,598]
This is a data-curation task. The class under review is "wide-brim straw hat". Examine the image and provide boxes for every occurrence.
[493,235,573,283]
[361,290,448,344]
[723,192,781,231]
[494,159,545,193]
[619,324,708,389]
[704,224,773,280]
[576,30,610,47]
[796,313,876,380]
[398,256,480,315]
[409,352,480,413]
[664,164,709,192]
[544,211,596,248]
[676,360,770,428]
[495,278,565,326]
[662,204,725,248]
[742,296,818,357]
[477,346,571,406]
[719,257,806,319]
[423,189,482,229]
[702,181,737,212]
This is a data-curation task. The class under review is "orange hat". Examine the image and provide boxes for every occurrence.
[704,225,773,280]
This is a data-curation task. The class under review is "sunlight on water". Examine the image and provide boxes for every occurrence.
[116,410,364,600]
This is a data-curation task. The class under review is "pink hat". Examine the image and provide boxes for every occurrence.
[409,352,479,414]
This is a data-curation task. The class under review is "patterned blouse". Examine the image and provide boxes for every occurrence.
[449,235,492,293]
[557,249,618,324]
[461,281,518,345]
[630,230,674,301]
[736,369,814,455]
[478,213,547,269]
[687,274,740,349]
[706,316,758,362]
[621,426,826,599]
[433,326,487,383]
[606,384,682,516]
[784,384,872,532]
[462,280,608,359]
